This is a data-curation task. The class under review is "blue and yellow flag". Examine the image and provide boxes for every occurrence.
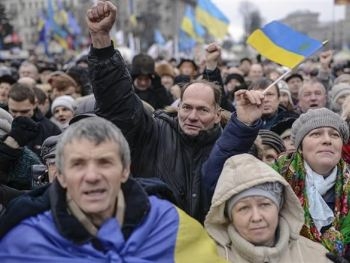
[181,5,206,43]
[195,0,229,39]
[247,21,323,68]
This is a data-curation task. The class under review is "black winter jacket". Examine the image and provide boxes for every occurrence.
[28,109,61,157]
[89,45,222,222]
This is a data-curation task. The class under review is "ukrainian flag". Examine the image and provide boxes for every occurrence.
[181,5,206,43]
[247,21,323,68]
[195,0,230,39]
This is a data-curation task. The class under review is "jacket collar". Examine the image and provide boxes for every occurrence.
[50,177,150,244]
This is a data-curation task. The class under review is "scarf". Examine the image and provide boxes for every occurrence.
[272,151,350,256]
[304,161,336,232]
[66,190,125,236]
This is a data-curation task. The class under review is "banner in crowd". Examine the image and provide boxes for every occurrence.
[37,0,82,54]
[178,0,230,52]
[247,21,323,68]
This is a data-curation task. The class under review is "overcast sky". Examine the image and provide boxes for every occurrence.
[212,0,346,40]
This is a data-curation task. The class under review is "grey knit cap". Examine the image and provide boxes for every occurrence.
[291,108,349,148]
[225,182,284,221]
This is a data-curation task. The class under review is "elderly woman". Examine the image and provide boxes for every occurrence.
[205,153,330,262]
[272,108,350,257]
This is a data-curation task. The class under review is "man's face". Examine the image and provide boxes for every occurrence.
[298,82,327,113]
[287,77,303,98]
[178,83,220,136]
[57,138,129,224]
[248,64,263,82]
[19,65,39,81]
[8,98,35,118]
[179,62,196,77]
[239,60,251,75]
[262,86,279,117]
[134,75,151,91]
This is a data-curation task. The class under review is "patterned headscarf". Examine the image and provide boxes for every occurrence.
[272,151,350,256]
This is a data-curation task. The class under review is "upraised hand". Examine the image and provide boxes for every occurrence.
[86,0,117,48]
[205,43,221,71]
[235,89,264,125]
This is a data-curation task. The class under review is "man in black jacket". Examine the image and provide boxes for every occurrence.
[87,0,264,222]
[7,83,61,156]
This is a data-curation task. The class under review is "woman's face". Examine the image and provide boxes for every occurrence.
[231,196,279,247]
[301,127,343,176]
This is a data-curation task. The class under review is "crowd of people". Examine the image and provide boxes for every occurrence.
[1,1,350,262]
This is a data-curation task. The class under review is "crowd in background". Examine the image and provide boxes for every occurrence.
[2,1,350,262]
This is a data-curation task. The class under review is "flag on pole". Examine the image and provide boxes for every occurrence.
[247,21,323,68]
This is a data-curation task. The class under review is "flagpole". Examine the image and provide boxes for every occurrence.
[263,40,329,94]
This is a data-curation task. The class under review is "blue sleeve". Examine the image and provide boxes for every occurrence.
[202,113,261,196]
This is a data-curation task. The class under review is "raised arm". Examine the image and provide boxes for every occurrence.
[87,1,155,147]
[202,90,264,196]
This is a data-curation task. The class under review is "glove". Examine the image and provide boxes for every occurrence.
[326,253,350,263]
[8,116,40,147]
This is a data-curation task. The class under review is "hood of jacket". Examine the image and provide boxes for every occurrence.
[204,153,304,248]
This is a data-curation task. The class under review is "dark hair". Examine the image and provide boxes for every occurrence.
[180,79,222,107]
[9,83,35,104]
[32,86,47,104]
[240,57,252,64]
[248,77,280,97]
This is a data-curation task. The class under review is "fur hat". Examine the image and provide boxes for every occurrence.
[225,182,284,220]
[131,53,155,78]
[51,95,76,114]
[155,63,175,78]
[291,108,349,148]
[0,108,13,137]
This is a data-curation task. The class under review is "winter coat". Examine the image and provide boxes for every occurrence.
[204,153,331,263]
[89,44,246,222]
[28,108,61,156]
[0,141,42,190]
[0,178,226,263]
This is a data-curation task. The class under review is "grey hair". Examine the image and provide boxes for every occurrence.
[56,117,131,173]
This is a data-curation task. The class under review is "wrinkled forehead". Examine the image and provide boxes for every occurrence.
[302,82,326,93]
[181,84,216,106]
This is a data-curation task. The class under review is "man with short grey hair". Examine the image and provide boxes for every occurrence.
[297,80,327,113]
[0,116,226,262]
